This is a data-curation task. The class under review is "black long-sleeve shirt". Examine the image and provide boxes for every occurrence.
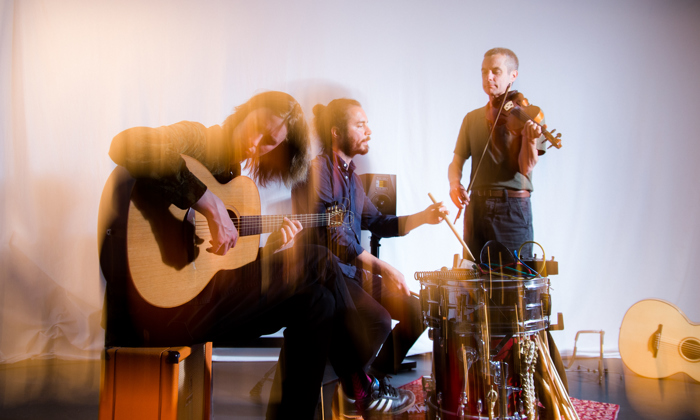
[109,121,240,209]
[292,152,400,279]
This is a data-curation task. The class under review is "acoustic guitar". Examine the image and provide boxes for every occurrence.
[98,154,345,308]
[619,299,700,381]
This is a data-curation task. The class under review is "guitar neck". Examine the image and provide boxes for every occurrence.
[235,214,332,236]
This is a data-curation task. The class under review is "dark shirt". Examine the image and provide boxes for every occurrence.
[454,105,546,192]
[109,121,240,209]
[292,152,399,279]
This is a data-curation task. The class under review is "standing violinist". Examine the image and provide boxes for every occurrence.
[448,47,546,262]
[447,49,569,410]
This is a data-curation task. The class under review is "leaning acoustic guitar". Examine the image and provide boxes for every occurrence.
[98,155,344,308]
[619,299,700,381]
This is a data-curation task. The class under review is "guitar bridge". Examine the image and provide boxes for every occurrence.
[651,324,663,358]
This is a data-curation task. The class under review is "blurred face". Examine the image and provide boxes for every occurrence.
[232,107,288,160]
[481,53,518,99]
[336,106,372,159]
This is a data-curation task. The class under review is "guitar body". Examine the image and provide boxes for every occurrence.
[99,155,344,309]
[100,155,261,308]
[619,299,700,381]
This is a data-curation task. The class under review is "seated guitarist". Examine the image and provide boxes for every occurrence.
[104,91,376,419]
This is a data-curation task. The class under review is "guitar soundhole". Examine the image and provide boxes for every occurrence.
[228,210,240,233]
[680,338,700,362]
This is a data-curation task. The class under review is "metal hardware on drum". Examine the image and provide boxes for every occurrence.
[520,338,538,420]
[418,265,550,420]
[499,361,508,420]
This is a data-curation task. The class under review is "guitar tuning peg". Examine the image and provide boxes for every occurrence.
[556,133,562,138]
[550,129,557,134]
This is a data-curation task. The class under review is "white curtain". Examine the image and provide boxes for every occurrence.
[2,0,700,365]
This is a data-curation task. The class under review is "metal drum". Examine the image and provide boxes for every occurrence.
[416,269,550,420]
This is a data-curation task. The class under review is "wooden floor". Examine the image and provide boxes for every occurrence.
[0,351,699,420]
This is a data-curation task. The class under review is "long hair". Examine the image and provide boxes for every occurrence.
[222,91,310,187]
[313,98,361,155]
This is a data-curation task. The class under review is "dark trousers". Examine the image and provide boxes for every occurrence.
[465,194,534,262]
[463,194,569,400]
[345,269,426,376]
[106,243,348,420]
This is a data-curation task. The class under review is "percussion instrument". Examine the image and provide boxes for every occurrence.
[417,265,551,420]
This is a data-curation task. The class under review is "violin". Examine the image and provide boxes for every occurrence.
[486,90,562,149]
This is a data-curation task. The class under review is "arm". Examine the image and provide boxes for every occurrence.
[518,120,542,176]
[109,122,211,210]
[448,112,474,209]
[110,122,239,256]
[398,202,448,236]
[191,189,239,255]
[355,250,410,296]
[448,153,469,209]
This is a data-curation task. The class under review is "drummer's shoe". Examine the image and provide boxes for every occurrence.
[340,376,416,418]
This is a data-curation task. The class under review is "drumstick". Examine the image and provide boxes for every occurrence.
[536,334,580,420]
[428,193,475,261]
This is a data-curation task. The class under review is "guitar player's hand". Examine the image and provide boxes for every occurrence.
[192,189,239,255]
[265,217,302,253]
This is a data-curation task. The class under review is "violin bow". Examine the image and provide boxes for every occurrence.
[454,83,513,227]
[466,83,512,195]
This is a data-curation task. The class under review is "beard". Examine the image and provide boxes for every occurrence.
[354,141,369,156]
[339,135,369,158]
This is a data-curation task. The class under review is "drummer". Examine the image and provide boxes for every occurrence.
[292,98,448,383]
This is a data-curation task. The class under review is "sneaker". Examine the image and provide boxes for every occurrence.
[341,376,416,418]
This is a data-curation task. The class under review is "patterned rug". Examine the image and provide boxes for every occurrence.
[399,378,619,420]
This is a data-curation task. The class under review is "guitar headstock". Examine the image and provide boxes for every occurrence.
[326,204,347,227]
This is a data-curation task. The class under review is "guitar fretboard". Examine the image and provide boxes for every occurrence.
[234,214,334,236]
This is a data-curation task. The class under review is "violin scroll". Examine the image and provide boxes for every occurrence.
[542,128,562,149]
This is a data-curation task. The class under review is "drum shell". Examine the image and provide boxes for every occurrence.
[417,273,548,420]
[428,322,537,420]
[445,277,549,336]
[419,276,550,336]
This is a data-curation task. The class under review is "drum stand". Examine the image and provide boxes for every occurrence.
[370,233,381,258]
[564,330,606,385]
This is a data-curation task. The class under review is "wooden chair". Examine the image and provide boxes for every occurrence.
[98,342,213,420]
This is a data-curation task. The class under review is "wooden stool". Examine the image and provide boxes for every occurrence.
[99,342,213,420]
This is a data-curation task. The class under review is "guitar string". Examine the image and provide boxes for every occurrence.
[659,340,700,351]
[193,215,335,227]
[194,222,332,231]
[658,344,700,356]
[659,338,700,348]
[657,346,700,360]
[193,214,337,232]
[190,215,335,223]
[658,340,700,358]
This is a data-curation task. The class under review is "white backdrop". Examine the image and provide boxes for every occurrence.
[1,0,699,364]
